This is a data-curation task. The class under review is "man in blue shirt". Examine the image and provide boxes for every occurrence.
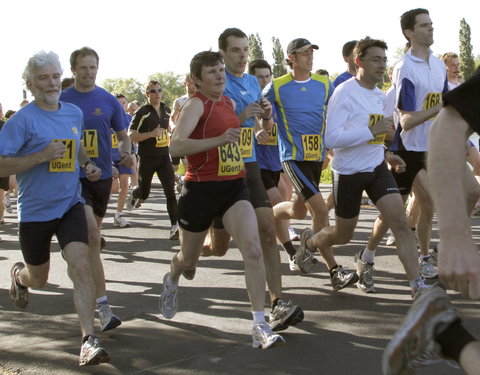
[61,47,133,333]
[332,40,357,87]
[0,51,109,366]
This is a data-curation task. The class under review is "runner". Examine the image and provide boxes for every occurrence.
[159,50,285,349]
[0,50,109,366]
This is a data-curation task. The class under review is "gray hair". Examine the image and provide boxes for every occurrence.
[22,51,63,82]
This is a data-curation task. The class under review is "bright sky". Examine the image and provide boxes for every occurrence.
[1,0,478,112]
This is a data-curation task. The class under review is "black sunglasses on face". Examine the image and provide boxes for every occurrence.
[148,88,163,93]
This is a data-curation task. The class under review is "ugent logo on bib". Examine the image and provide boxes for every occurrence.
[49,139,75,172]
[218,142,244,176]
[155,128,169,148]
[83,129,98,157]
[239,128,253,158]
[301,134,321,161]
[258,123,278,146]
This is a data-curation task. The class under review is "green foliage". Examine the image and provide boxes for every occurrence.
[248,33,264,62]
[320,162,332,184]
[272,37,287,78]
[101,78,144,103]
[459,18,476,81]
[147,72,185,108]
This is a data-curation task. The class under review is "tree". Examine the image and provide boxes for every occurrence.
[147,72,184,108]
[272,37,287,78]
[101,78,144,103]
[459,18,475,81]
[248,33,264,62]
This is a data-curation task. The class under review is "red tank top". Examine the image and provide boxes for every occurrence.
[185,92,245,182]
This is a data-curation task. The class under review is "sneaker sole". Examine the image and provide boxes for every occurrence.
[271,306,304,332]
[382,287,457,375]
[10,262,28,308]
[332,272,359,292]
[79,349,111,366]
[100,316,122,332]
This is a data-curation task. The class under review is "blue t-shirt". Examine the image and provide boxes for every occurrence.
[224,71,261,163]
[333,71,354,87]
[254,110,282,171]
[60,86,125,178]
[264,73,333,162]
[0,102,84,222]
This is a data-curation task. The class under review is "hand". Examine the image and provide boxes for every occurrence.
[85,164,102,182]
[43,141,66,161]
[112,166,119,179]
[370,117,393,137]
[385,152,406,173]
[239,102,264,122]
[151,125,164,138]
[219,128,241,146]
[255,129,270,144]
[118,152,134,168]
[258,96,272,119]
[438,239,480,299]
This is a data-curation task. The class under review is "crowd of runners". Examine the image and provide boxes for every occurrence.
[1,7,480,374]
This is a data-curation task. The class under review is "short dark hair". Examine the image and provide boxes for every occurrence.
[400,8,429,50]
[315,69,329,76]
[61,77,75,90]
[114,93,126,99]
[70,46,99,69]
[190,51,224,88]
[248,59,271,75]
[218,28,247,51]
[353,37,388,63]
[144,80,162,91]
[342,40,358,57]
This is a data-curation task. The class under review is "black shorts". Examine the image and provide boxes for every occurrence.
[282,160,322,201]
[245,162,272,209]
[177,178,250,232]
[19,203,89,266]
[0,176,9,191]
[80,177,113,218]
[391,151,426,195]
[260,169,281,191]
[333,162,400,219]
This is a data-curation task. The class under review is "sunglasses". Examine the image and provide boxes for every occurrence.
[148,88,163,94]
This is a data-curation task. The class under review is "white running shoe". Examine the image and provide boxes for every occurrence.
[113,213,130,228]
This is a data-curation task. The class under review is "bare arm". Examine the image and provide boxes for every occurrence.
[129,127,161,143]
[0,141,66,177]
[115,129,133,167]
[399,103,442,131]
[170,98,240,157]
[428,105,480,299]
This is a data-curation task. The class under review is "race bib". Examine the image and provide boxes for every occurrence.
[49,139,76,172]
[301,134,321,161]
[218,143,244,176]
[368,114,386,145]
[155,128,169,147]
[259,123,278,146]
[111,133,118,149]
[422,92,441,120]
[83,129,98,157]
[239,128,253,158]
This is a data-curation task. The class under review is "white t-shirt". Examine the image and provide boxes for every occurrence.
[326,78,386,175]
[392,50,447,151]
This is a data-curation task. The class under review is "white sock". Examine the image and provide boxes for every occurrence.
[96,296,108,306]
[252,311,265,324]
[361,247,376,264]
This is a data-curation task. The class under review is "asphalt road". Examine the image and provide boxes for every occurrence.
[1,184,479,375]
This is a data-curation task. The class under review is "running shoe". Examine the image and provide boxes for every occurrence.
[79,335,110,366]
[288,226,299,241]
[10,262,29,308]
[382,286,458,375]
[160,273,179,319]
[330,265,359,292]
[252,322,285,349]
[269,299,304,332]
[113,213,130,228]
[295,229,320,274]
[419,258,438,279]
[98,304,122,332]
[4,194,12,213]
[288,256,300,272]
[354,250,375,293]
[169,224,179,240]
[386,233,396,246]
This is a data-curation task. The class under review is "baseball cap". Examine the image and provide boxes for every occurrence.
[287,38,319,55]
